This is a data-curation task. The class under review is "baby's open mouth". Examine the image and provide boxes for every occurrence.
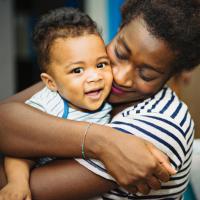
[85,89,103,99]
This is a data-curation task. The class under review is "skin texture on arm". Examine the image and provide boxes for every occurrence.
[0,102,93,158]
[0,158,116,200]
[30,160,116,200]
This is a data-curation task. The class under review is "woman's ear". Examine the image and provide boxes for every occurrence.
[41,73,58,91]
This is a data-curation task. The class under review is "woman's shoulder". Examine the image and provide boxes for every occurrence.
[120,86,188,116]
[114,86,193,130]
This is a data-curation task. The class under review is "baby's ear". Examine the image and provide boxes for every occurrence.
[41,73,58,92]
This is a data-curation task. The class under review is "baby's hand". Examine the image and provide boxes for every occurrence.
[0,182,32,200]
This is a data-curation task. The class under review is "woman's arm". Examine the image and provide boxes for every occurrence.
[0,158,116,200]
[0,86,174,191]
[31,160,116,200]
[0,102,174,192]
[0,102,85,157]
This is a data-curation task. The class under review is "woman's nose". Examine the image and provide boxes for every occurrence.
[112,65,134,87]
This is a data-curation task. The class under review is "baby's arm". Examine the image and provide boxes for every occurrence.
[0,157,35,200]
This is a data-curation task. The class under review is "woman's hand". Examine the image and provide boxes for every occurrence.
[86,124,176,194]
[134,141,176,194]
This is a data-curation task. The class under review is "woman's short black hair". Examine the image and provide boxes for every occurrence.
[33,7,100,72]
[121,0,200,73]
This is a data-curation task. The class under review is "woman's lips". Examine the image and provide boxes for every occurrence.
[111,85,125,95]
[111,84,136,95]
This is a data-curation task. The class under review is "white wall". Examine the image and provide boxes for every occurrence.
[84,0,109,44]
[0,0,15,100]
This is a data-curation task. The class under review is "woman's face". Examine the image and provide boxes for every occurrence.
[107,17,176,105]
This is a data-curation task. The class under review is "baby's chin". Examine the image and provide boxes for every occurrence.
[76,101,105,112]
[85,103,104,112]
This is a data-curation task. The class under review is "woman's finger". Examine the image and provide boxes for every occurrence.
[125,185,138,194]
[136,183,150,195]
[147,142,176,175]
[147,176,161,190]
[154,163,170,182]
[25,196,32,200]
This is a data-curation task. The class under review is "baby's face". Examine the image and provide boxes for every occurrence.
[48,34,113,111]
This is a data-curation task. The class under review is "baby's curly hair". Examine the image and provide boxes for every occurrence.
[33,7,100,72]
[121,0,200,73]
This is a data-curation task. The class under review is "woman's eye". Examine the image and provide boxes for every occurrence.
[139,68,157,82]
[140,75,155,82]
[97,62,108,69]
[71,67,84,74]
[114,47,129,60]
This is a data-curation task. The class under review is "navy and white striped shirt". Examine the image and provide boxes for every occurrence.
[78,86,194,200]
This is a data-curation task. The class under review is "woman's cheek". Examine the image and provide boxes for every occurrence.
[138,82,157,95]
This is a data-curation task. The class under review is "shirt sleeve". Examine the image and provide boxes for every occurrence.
[25,87,64,117]
[110,112,193,170]
[26,97,46,112]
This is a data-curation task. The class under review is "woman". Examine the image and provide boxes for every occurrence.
[0,0,199,199]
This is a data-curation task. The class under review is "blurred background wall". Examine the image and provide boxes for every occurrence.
[181,68,200,138]
[0,0,199,138]
[0,0,15,99]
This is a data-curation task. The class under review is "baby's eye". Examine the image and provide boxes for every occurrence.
[97,62,109,69]
[71,67,84,74]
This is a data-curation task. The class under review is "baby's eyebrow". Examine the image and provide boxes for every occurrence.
[65,61,85,68]
[97,56,110,61]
